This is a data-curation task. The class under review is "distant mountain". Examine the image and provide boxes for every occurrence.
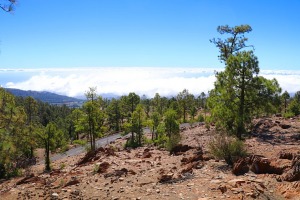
[5,88,84,107]
[76,93,120,100]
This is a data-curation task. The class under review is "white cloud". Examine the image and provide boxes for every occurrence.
[3,67,300,98]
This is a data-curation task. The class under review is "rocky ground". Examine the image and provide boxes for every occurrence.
[1,116,300,200]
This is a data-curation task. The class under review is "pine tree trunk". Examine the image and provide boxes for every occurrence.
[45,141,51,171]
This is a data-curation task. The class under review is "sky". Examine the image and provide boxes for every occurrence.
[0,0,300,97]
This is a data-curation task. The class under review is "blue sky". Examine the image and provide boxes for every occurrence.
[0,0,299,70]
[0,0,300,97]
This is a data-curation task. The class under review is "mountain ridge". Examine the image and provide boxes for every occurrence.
[5,88,84,106]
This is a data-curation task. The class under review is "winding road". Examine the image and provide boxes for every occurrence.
[38,133,122,164]
[39,122,201,164]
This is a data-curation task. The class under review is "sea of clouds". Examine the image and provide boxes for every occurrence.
[1,67,300,98]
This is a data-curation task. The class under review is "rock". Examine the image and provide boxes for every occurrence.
[246,192,257,198]
[104,168,129,178]
[218,184,227,193]
[232,158,249,175]
[16,174,44,185]
[97,162,110,173]
[202,155,211,161]
[158,173,174,183]
[181,153,203,164]
[279,151,297,160]
[51,193,59,199]
[71,189,80,196]
[170,144,193,155]
[64,176,80,187]
[228,179,245,187]
[280,157,300,181]
[146,188,152,194]
[181,161,200,174]
[231,187,243,193]
[280,124,291,129]
[254,183,264,193]
[142,151,152,159]
[210,180,222,184]
[250,156,285,175]
[187,183,195,187]
[104,146,116,156]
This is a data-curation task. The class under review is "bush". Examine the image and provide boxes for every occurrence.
[60,163,66,170]
[283,99,300,119]
[0,162,22,179]
[120,131,128,137]
[154,134,168,148]
[153,123,167,147]
[209,133,247,166]
[73,139,87,146]
[283,111,295,119]
[166,133,181,152]
[143,136,153,145]
[124,137,139,148]
[93,164,100,174]
[197,114,205,122]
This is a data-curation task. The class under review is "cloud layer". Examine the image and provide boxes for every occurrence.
[2,67,300,98]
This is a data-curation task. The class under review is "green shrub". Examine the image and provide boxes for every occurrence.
[166,133,181,152]
[143,136,153,145]
[209,133,247,166]
[154,134,168,148]
[283,111,295,119]
[93,164,100,174]
[197,114,205,122]
[84,144,92,153]
[0,163,6,179]
[60,163,66,170]
[73,139,87,146]
[59,179,66,187]
[287,99,300,116]
[124,138,139,148]
[153,123,168,148]
[120,131,128,137]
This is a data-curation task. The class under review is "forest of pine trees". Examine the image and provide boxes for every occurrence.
[1,84,300,178]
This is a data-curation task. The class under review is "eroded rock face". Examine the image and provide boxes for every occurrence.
[232,155,288,176]
[250,157,273,174]
[170,144,193,155]
[232,158,249,175]
[280,157,300,182]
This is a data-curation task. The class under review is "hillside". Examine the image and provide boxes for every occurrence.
[5,88,84,107]
[1,116,300,200]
